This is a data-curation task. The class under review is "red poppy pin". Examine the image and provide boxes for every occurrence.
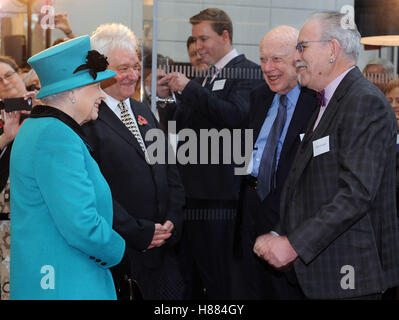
[137,115,148,126]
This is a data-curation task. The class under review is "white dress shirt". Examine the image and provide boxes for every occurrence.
[202,48,239,86]
[104,93,146,142]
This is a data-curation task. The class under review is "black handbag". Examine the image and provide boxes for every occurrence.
[116,274,144,300]
[112,251,144,300]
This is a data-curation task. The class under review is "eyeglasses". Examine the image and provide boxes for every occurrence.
[296,40,331,53]
[113,64,141,75]
[0,71,16,84]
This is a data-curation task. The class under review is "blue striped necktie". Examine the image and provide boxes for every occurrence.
[257,95,288,201]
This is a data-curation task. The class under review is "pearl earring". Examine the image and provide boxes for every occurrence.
[71,98,76,104]
[329,58,334,63]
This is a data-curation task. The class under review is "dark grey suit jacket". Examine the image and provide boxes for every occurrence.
[280,67,399,299]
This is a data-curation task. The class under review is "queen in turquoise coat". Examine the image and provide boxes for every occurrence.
[9,36,125,300]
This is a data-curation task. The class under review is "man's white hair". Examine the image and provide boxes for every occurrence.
[308,11,361,63]
[90,23,138,58]
[364,58,395,76]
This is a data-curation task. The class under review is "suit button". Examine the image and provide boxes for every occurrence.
[96,259,101,262]
[90,256,95,260]
[101,262,107,266]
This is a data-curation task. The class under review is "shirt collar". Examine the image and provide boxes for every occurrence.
[214,49,239,71]
[276,84,300,107]
[104,92,130,112]
[323,66,355,106]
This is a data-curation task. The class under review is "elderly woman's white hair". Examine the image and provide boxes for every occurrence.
[307,11,361,63]
[90,23,139,57]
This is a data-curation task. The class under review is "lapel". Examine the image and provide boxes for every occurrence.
[250,83,275,142]
[129,98,153,148]
[278,87,317,165]
[208,54,247,85]
[98,100,146,160]
[287,67,363,193]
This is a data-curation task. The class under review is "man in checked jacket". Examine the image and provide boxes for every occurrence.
[254,11,399,299]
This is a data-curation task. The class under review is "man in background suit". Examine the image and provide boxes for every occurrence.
[256,11,399,299]
[236,26,317,299]
[161,8,262,299]
[82,23,185,300]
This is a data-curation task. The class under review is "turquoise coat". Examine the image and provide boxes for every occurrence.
[10,111,125,300]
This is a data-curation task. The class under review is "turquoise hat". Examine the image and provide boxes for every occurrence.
[28,35,116,99]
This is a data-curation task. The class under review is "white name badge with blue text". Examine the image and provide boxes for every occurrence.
[212,79,226,91]
[313,136,330,157]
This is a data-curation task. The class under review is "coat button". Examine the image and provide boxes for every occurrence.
[96,259,101,262]
[90,256,95,260]
[101,262,107,266]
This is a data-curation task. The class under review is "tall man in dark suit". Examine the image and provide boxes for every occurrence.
[82,23,185,300]
[161,8,262,299]
[237,26,317,299]
[256,11,399,299]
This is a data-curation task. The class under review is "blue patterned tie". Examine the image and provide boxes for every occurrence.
[257,95,288,201]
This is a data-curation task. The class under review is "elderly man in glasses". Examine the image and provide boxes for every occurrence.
[256,11,399,300]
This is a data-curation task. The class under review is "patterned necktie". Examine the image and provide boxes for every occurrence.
[257,95,288,201]
[313,89,327,131]
[316,89,326,108]
[117,101,148,156]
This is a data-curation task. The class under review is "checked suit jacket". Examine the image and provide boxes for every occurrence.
[82,99,185,299]
[279,67,399,299]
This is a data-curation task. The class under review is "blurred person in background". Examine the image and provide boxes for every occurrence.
[23,68,41,91]
[186,36,208,71]
[52,13,76,46]
[0,56,38,300]
[363,58,395,92]
[384,79,399,129]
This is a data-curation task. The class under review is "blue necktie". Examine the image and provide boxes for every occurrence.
[257,95,288,201]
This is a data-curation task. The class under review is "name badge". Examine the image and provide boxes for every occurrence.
[313,136,330,157]
[212,79,226,91]
[397,134,399,144]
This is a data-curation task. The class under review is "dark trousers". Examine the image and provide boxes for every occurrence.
[233,182,306,300]
[176,198,237,300]
[234,229,306,300]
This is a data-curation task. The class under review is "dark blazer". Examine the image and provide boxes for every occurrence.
[241,83,317,238]
[0,144,11,192]
[82,99,185,299]
[280,67,399,299]
[173,54,263,200]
